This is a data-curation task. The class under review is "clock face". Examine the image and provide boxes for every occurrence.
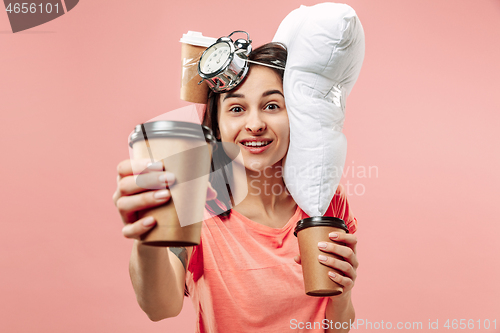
[200,42,231,75]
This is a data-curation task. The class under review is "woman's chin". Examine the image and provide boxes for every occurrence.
[242,158,284,173]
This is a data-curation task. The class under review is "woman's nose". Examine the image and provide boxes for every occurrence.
[245,110,267,133]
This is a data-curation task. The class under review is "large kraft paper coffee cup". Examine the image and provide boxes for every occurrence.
[180,31,216,104]
[294,217,349,297]
[129,121,215,247]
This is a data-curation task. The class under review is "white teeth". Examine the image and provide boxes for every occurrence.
[243,141,270,147]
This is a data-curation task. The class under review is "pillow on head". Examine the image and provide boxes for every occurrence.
[272,2,365,217]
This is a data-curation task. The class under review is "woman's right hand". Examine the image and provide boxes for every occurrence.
[112,159,175,240]
[112,159,218,240]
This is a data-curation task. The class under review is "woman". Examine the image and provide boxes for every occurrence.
[113,43,359,332]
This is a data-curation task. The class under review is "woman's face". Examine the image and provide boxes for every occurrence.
[218,66,289,172]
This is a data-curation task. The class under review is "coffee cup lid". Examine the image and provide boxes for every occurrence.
[180,31,216,47]
[129,120,215,147]
[294,216,349,237]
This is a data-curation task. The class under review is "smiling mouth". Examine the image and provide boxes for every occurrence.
[240,141,272,147]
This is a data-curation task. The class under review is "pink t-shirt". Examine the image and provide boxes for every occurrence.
[186,186,357,333]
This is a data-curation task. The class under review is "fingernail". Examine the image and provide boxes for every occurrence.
[154,190,170,199]
[159,173,175,183]
[329,232,338,239]
[318,255,328,262]
[318,242,328,249]
[328,271,336,278]
[142,216,155,227]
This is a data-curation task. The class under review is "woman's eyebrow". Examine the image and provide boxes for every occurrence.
[222,93,244,102]
[262,90,284,98]
[222,90,284,102]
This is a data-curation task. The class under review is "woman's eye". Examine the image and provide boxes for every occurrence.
[229,106,243,113]
[265,103,279,110]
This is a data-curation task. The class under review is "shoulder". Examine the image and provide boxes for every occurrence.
[330,184,358,234]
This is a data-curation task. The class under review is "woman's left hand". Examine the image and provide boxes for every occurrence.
[294,232,358,295]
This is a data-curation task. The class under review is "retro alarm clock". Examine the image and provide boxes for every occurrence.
[197,31,252,92]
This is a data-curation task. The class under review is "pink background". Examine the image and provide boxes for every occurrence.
[1,0,499,332]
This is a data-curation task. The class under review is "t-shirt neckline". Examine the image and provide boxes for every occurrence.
[230,204,302,235]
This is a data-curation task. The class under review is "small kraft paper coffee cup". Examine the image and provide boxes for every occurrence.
[180,31,216,104]
[294,217,349,297]
[129,121,216,247]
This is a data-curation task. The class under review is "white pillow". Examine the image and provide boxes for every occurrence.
[272,2,365,217]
